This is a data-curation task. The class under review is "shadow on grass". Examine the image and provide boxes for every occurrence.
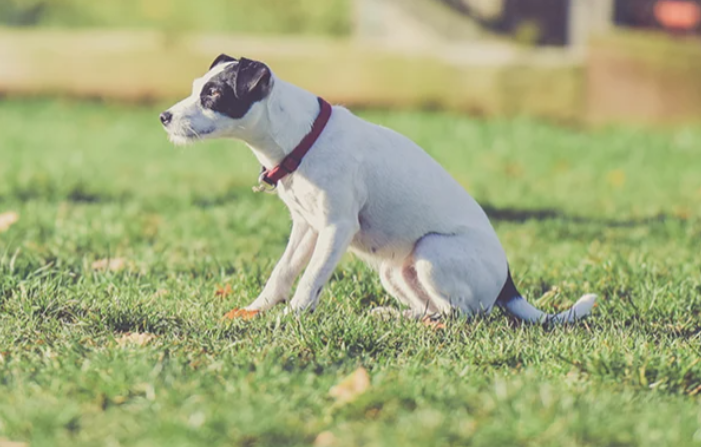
[6,180,693,228]
[482,204,691,227]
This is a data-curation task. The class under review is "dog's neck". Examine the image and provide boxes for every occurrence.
[243,78,321,169]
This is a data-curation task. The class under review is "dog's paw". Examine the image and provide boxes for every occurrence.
[223,308,260,320]
[283,303,317,316]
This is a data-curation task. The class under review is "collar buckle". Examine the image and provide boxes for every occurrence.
[252,170,277,194]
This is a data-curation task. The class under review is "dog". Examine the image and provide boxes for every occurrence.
[160,54,596,323]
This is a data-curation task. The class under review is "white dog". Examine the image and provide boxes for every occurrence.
[160,54,596,323]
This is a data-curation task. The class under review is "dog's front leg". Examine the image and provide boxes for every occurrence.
[245,219,318,312]
[287,221,357,313]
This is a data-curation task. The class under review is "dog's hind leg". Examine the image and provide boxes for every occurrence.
[374,261,439,319]
[413,232,597,323]
[412,232,508,317]
[373,263,410,317]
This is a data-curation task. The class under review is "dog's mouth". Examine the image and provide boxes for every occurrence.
[166,127,215,145]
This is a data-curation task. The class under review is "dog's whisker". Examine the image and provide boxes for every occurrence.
[184,122,202,140]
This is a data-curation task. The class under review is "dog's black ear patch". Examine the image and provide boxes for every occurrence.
[209,53,237,70]
[200,57,272,119]
[234,57,272,100]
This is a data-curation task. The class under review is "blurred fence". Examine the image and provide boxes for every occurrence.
[0,28,584,122]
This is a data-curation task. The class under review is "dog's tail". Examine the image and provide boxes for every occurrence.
[496,270,596,324]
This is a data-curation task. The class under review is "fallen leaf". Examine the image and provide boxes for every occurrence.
[329,367,370,404]
[539,286,560,302]
[504,162,524,178]
[141,213,162,239]
[215,284,233,298]
[553,159,571,173]
[0,211,19,232]
[153,289,169,298]
[365,407,382,419]
[688,383,701,396]
[0,438,27,447]
[606,169,626,188]
[223,308,259,320]
[92,258,126,271]
[116,332,156,347]
[313,431,337,447]
[674,206,691,220]
[421,316,446,330]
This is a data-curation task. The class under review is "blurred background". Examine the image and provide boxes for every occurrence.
[1,0,700,125]
[2,4,701,446]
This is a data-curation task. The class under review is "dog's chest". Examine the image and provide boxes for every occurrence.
[277,181,324,227]
[278,177,410,260]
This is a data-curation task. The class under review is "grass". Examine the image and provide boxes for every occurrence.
[0,0,351,35]
[0,98,700,447]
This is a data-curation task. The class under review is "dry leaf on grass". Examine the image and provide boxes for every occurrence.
[116,332,156,347]
[91,258,126,272]
[329,367,370,404]
[674,206,691,220]
[421,316,446,330]
[313,431,337,447]
[606,169,626,188]
[0,438,27,447]
[215,284,233,298]
[0,211,19,233]
[223,308,259,320]
[153,289,169,298]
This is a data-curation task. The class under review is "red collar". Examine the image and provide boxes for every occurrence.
[258,97,332,189]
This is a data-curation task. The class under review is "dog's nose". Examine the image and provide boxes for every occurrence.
[159,111,172,126]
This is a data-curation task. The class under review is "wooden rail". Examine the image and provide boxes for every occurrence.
[2,28,699,125]
[0,28,583,121]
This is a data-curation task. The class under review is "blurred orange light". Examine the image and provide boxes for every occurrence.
[654,0,701,30]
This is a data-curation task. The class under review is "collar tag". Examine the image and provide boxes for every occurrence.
[253,170,277,194]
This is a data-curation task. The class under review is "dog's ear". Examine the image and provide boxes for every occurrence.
[209,53,237,70]
[234,57,272,99]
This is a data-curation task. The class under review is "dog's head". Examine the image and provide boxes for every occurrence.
[160,55,273,145]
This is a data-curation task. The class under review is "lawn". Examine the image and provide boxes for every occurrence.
[0,98,700,447]
[0,0,350,35]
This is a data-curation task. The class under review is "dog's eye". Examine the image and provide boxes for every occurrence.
[201,86,222,108]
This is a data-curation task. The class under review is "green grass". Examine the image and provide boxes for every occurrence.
[0,98,700,447]
[0,0,351,35]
